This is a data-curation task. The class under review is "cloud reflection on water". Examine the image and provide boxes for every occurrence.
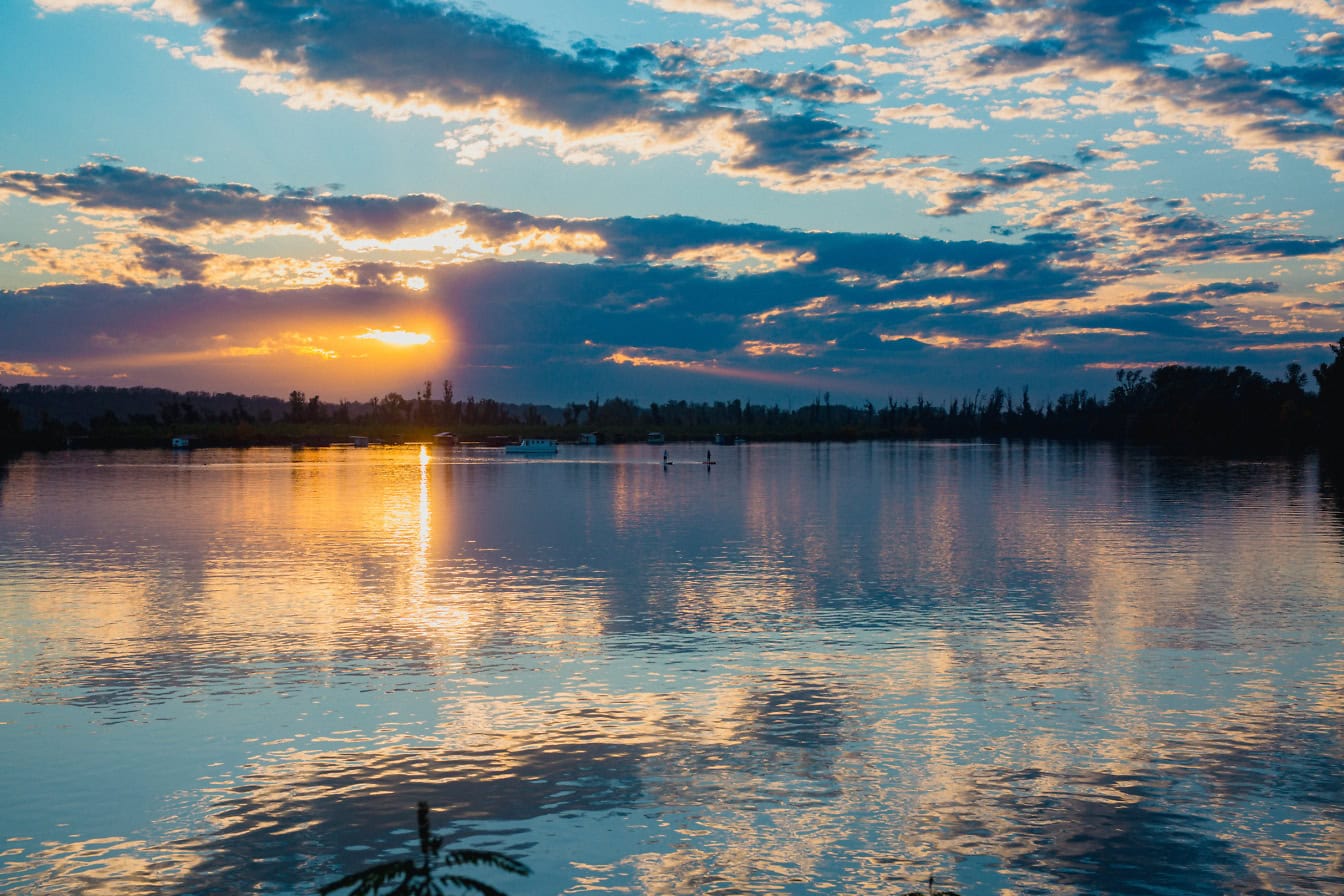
[1,443,1343,894]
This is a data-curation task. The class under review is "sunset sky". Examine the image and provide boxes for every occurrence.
[2,0,1343,406]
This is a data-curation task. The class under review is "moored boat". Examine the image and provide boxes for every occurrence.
[504,438,558,455]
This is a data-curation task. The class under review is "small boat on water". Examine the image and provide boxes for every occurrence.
[505,438,558,455]
[647,432,665,445]
[433,432,458,447]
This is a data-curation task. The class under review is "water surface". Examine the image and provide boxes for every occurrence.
[2,441,1342,895]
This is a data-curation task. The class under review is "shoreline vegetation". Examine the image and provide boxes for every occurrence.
[3,338,1343,456]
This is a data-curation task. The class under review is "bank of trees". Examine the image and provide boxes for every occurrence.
[3,339,1343,454]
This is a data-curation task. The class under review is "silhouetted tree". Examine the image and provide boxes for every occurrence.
[1315,337,1344,448]
[441,380,455,424]
[0,394,21,450]
[287,390,306,423]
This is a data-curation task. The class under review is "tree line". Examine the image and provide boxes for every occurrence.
[3,337,1343,454]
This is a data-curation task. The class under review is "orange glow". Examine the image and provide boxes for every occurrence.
[356,328,433,347]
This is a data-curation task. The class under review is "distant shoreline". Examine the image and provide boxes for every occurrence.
[4,349,1344,457]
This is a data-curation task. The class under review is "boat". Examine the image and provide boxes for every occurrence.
[504,438,558,455]
[432,432,458,447]
[647,432,665,444]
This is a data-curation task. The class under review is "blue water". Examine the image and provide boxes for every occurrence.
[1,441,1341,895]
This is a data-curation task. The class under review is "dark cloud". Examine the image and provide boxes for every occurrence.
[130,235,216,282]
[710,68,880,106]
[1300,32,1344,60]
[969,37,1072,75]
[6,262,1338,403]
[196,0,660,130]
[0,163,312,230]
[321,194,447,240]
[1143,280,1279,301]
[177,0,892,187]
[6,158,1341,403]
[1,162,1099,298]
[722,114,873,176]
[931,159,1079,217]
[1135,207,1343,261]
[5,164,345,243]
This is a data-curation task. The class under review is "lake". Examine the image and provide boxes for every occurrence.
[1,441,1342,896]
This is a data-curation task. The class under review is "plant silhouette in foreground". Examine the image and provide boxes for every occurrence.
[320,802,530,896]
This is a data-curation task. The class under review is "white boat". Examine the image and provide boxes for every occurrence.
[504,438,558,455]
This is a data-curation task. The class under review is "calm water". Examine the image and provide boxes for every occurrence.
[2,441,1342,896]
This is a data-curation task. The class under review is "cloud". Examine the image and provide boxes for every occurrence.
[628,0,826,22]
[0,361,49,377]
[8,162,1339,288]
[875,103,985,130]
[924,158,1081,217]
[989,96,1071,120]
[1216,1,1344,27]
[1211,30,1273,42]
[30,0,901,197]
[4,158,1342,401]
[1250,153,1280,171]
[1300,31,1344,58]
[632,0,763,21]
[856,0,1344,180]
[5,253,1335,402]
[1106,128,1161,149]
[34,0,1144,213]
[709,68,880,105]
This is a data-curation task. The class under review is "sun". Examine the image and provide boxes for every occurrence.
[404,275,428,291]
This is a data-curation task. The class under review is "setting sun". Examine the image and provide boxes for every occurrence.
[404,275,427,291]
[356,328,433,347]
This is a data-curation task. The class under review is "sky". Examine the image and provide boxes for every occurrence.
[2,0,1343,407]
